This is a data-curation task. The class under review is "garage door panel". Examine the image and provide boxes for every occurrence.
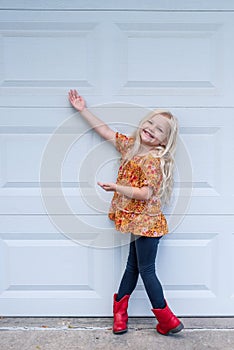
[158,234,218,295]
[173,110,233,215]
[2,239,94,289]
[112,12,234,106]
[114,22,222,98]
[0,112,97,214]
[0,20,100,95]
[0,235,115,316]
[4,134,48,183]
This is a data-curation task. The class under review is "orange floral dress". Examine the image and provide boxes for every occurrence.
[108,132,168,237]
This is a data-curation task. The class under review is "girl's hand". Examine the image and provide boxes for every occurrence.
[68,89,86,112]
[97,182,117,192]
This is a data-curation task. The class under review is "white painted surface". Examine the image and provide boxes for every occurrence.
[0,2,233,316]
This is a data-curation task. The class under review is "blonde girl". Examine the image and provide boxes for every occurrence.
[68,89,184,336]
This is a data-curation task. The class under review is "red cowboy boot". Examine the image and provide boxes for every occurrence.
[113,293,130,334]
[152,301,184,335]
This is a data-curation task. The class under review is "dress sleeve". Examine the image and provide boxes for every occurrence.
[140,156,163,190]
[115,132,132,156]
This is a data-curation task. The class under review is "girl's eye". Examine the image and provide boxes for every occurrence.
[157,127,163,132]
[148,120,153,124]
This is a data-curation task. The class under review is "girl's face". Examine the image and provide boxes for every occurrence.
[140,114,171,147]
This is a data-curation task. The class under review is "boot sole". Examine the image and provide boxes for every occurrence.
[113,329,128,335]
[169,322,184,334]
[158,322,184,336]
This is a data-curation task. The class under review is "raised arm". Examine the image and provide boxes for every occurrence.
[68,89,116,146]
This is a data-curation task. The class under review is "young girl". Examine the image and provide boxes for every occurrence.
[68,89,184,336]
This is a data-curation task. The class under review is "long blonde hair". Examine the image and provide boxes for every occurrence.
[122,110,178,205]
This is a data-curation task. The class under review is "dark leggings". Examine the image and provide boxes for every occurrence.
[116,234,166,309]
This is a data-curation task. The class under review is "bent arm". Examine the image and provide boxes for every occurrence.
[116,184,153,201]
[98,182,153,201]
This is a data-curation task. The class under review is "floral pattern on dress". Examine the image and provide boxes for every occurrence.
[108,132,168,237]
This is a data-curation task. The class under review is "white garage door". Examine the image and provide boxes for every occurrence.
[0,1,234,316]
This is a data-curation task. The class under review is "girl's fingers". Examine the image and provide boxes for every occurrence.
[69,89,78,98]
[69,90,75,100]
[97,182,116,192]
[98,182,109,190]
[69,90,83,104]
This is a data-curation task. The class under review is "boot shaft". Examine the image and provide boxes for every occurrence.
[113,293,130,334]
[113,293,130,314]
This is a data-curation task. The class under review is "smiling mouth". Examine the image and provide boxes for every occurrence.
[143,129,154,139]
